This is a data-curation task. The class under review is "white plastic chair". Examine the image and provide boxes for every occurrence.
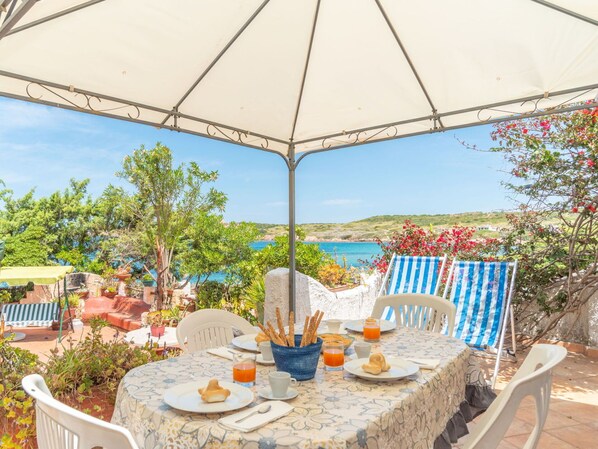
[371,293,456,335]
[176,308,256,352]
[464,344,567,449]
[22,374,139,449]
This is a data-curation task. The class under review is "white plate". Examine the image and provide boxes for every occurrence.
[232,334,260,352]
[257,387,299,401]
[284,324,348,335]
[344,357,419,381]
[256,354,275,365]
[343,319,396,333]
[163,380,254,413]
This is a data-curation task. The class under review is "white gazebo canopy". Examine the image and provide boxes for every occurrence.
[1,0,597,309]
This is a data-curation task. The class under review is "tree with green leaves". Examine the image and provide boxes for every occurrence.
[179,213,258,288]
[488,105,598,343]
[117,143,226,308]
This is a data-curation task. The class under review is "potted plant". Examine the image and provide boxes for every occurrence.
[76,284,89,299]
[141,273,154,287]
[165,306,185,327]
[102,285,117,299]
[51,293,80,329]
[147,311,166,337]
[113,263,131,281]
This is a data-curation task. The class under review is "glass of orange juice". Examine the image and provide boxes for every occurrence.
[233,353,256,387]
[323,341,345,371]
[363,318,381,342]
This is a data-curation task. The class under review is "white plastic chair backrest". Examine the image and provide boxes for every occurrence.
[464,344,567,449]
[176,308,256,352]
[371,293,456,334]
[22,374,139,449]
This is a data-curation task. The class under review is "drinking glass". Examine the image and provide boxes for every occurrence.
[323,341,344,371]
[233,353,256,387]
[363,318,381,342]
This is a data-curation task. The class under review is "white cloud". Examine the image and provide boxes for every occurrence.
[0,99,98,134]
[321,198,362,206]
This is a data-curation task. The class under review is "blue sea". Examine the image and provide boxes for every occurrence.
[204,241,382,282]
[251,241,381,267]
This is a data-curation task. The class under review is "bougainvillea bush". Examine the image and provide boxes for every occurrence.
[371,220,500,273]
[489,104,598,343]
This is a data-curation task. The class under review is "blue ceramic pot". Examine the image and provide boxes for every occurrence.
[271,335,322,381]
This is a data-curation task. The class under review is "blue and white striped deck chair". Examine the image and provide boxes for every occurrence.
[1,302,59,328]
[443,260,518,387]
[377,254,448,322]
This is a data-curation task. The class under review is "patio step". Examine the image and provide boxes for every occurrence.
[82,296,149,331]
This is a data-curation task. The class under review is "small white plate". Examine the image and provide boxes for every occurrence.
[257,387,299,401]
[256,354,275,365]
[231,334,259,352]
[163,379,254,413]
[344,357,419,381]
[343,319,396,333]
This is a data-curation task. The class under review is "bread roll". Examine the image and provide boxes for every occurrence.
[198,379,231,403]
[361,353,391,375]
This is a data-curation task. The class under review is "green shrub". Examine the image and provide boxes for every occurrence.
[0,336,39,449]
[53,293,80,309]
[195,280,259,324]
[45,318,161,401]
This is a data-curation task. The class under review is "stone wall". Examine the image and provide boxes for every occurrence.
[264,268,383,325]
[534,290,598,347]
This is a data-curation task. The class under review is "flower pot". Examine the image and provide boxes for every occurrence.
[142,280,154,287]
[102,290,117,299]
[271,335,323,381]
[77,291,89,299]
[114,273,131,281]
[150,325,166,338]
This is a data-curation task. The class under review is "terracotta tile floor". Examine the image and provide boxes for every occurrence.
[456,348,598,449]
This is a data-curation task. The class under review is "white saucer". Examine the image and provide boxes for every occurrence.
[258,387,299,401]
[256,354,275,365]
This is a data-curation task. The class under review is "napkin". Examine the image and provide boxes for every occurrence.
[206,347,235,360]
[219,401,293,432]
[404,358,440,370]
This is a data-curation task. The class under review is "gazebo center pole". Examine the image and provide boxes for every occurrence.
[288,144,297,314]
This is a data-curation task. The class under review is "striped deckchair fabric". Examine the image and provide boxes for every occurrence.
[445,261,514,349]
[1,302,59,327]
[379,254,447,321]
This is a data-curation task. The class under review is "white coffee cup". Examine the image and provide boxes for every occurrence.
[259,341,273,361]
[326,319,343,333]
[354,342,372,359]
[269,371,297,398]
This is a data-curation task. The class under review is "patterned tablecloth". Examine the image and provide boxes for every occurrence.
[112,327,491,449]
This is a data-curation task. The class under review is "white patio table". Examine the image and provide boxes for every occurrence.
[124,326,179,348]
[112,327,493,449]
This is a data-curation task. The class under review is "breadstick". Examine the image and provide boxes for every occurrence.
[259,322,274,343]
[305,314,318,347]
[313,310,325,343]
[300,315,310,347]
[275,307,288,345]
[267,321,284,346]
[288,311,295,347]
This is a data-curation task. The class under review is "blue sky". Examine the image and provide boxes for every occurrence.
[0,97,513,224]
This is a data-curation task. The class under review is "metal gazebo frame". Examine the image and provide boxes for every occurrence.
[1,0,598,313]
